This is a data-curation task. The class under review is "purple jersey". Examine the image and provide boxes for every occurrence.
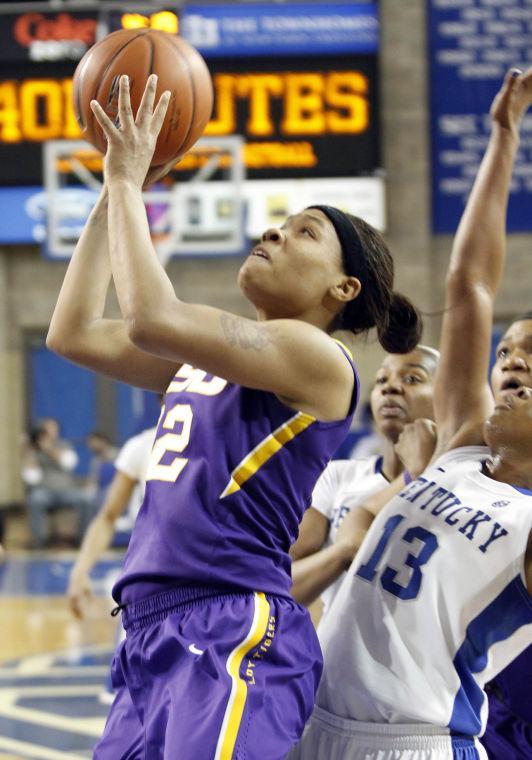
[481,646,532,759]
[114,346,357,604]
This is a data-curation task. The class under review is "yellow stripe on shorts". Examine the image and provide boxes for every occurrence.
[220,411,315,498]
[214,592,271,760]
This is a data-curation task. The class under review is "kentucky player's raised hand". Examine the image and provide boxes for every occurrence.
[90,74,171,188]
[490,67,532,136]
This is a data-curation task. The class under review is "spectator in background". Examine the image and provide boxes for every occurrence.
[21,417,92,549]
[85,431,119,507]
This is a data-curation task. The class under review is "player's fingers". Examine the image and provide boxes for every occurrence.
[136,74,158,126]
[118,75,134,130]
[151,90,171,136]
[90,100,117,140]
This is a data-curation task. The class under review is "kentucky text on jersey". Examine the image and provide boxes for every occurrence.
[399,477,508,554]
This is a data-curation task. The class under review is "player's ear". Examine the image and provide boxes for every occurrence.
[329,276,361,306]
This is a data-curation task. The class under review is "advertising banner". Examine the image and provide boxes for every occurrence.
[428,0,532,233]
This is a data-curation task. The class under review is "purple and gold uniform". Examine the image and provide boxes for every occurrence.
[94,347,358,759]
[481,647,532,759]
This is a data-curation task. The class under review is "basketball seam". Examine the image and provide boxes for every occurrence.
[147,33,155,76]
[162,34,197,153]
[93,31,152,119]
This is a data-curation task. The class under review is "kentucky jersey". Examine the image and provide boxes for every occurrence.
[316,446,532,738]
[312,456,388,614]
[114,354,357,605]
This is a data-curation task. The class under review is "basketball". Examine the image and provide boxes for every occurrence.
[72,29,213,166]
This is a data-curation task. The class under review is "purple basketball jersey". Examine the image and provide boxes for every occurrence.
[481,646,532,759]
[114,346,357,605]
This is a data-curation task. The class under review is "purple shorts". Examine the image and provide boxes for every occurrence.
[480,692,532,759]
[93,585,322,759]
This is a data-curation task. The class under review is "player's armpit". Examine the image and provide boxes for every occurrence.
[126,303,355,421]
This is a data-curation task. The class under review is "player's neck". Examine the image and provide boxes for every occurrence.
[483,453,532,491]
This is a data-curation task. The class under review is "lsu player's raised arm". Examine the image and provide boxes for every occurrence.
[46,185,178,392]
[92,76,355,422]
[434,69,532,452]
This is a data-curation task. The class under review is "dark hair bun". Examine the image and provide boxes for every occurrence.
[377,292,422,354]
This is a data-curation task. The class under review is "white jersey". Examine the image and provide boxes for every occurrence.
[312,456,387,613]
[316,447,532,738]
[114,427,157,524]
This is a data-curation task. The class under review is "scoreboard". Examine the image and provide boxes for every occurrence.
[0,58,377,185]
[0,2,380,185]
[0,2,383,250]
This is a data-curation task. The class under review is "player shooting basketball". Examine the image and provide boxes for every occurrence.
[47,73,421,757]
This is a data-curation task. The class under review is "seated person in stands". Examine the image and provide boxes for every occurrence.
[21,417,92,548]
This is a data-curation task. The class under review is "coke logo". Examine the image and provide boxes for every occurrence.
[13,13,97,47]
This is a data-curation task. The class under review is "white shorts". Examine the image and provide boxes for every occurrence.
[287,706,488,760]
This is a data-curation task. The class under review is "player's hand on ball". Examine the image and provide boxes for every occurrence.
[90,74,171,187]
[490,67,532,136]
[395,418,437,479]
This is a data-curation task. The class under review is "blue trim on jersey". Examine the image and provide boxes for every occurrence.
[449,575,532,737]
[451,736,481,759]
[374,455,383,475]
[512,485,532,497]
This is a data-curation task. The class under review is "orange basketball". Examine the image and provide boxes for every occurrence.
[72,28,213,166]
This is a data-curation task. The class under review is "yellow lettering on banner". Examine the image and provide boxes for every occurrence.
[0,81,22,142]
[243,141,317,169]
[282,74,325,135]
[0,69,372,149]
[204,75,237,136]
[21,79,62,141]
[121,11,178,32]
[237,74,283,137]
[150,11,178,33]
[121,13,150,29]
[326,72,369,134]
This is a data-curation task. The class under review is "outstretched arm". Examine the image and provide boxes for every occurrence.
[90,76,354,421]
[434,69,532,451]
[68,471,137,619]
[46,186,178,392]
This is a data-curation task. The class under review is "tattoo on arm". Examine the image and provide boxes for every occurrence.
[220,313,276,352]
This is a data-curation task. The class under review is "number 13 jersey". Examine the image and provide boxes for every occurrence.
[113,358,357,606]
[316,447,532,738]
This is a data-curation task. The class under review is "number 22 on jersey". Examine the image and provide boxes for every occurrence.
[146,364,227,483]
[356,514,439,600]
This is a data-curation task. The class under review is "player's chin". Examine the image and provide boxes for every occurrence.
[377,418,404,442]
